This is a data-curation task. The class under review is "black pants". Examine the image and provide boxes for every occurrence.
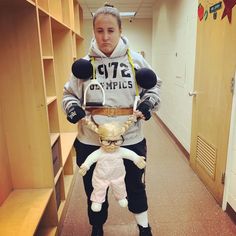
[74,138,148,226]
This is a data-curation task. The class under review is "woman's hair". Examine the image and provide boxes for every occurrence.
[93,3,121,29]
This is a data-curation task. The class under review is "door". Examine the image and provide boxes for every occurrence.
[190,1,236,205]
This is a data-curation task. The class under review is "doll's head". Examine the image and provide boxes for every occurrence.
[98,122,124,152]
[83,115,137,152]
[83,115,136,152]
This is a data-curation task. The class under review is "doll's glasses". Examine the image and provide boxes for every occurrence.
[100,136,124,146]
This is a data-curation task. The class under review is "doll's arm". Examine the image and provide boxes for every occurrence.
[120,147,146,169]
[134,156,146,169]
[78,165,88,176]
[78,149,101,176]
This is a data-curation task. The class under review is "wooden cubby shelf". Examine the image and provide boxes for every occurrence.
[0,189,52,236]
[36,227,57,236]
[48,100,59,134]
[26,0,36,6]
[72,32,77,59]
[64,174,74,197]
[54,168,63,185]
[38,11,53,58]
[60,132,78,166]
[37,0,49,13]
[50,133,60,146]
[0,0,83,235]
[47,96,57,105]
[43,56,54,60]
[43,58,57,100]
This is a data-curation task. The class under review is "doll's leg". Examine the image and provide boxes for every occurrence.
[111,175,127,207]
[118,198,128,207]
[74,139,109,226]
[91,202,102,212]
[91,177,109,212]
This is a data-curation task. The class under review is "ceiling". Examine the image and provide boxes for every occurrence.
[79,0,156,19]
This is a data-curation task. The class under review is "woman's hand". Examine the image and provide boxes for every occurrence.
[66,104,86,124]
[135,101,152,120]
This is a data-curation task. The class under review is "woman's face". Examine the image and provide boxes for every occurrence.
[94,14,121,57]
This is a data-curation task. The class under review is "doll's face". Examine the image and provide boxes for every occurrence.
[98,122,124,152]
[100,136,124,153]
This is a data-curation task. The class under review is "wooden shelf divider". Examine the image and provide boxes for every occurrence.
[0,0,83,235]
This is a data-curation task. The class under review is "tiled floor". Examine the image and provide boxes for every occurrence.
[60,117,236,236]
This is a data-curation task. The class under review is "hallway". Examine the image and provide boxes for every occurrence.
[60,116,236,236]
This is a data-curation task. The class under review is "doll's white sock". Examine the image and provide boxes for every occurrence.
[134,210,148,227]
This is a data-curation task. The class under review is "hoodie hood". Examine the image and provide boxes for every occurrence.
[88,36,129,58]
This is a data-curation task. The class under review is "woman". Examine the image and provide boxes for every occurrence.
[62,4,161,236]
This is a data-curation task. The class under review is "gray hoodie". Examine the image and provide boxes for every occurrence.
[62,36,161,146]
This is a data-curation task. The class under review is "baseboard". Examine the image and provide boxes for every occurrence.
[152,113,190,160]
[57,168,78,235]
[226,203,236,224]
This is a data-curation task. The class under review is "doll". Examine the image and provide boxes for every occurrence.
[78,116,146,212]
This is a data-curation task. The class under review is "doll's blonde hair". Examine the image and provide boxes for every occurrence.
[98,122,123,140]
[83,115,136,139]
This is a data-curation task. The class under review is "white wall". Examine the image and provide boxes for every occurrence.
[223,73,236,211]
[83,18,153,64]
[82,1,197,153]
[152,0,198,152]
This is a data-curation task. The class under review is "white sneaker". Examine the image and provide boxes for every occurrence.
[118,198,128,207]
[91,202,102,212]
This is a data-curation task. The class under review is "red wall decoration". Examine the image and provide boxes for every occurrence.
[221,0,236,23]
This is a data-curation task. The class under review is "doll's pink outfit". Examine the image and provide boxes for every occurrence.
[82,147,141,204]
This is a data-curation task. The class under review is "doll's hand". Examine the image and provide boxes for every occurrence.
[133,110,145,120]
[134,156,146,169]
[78,164,88,176]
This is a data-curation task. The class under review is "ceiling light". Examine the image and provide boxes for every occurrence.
[120,12,136,17]
[91,11,136,18]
